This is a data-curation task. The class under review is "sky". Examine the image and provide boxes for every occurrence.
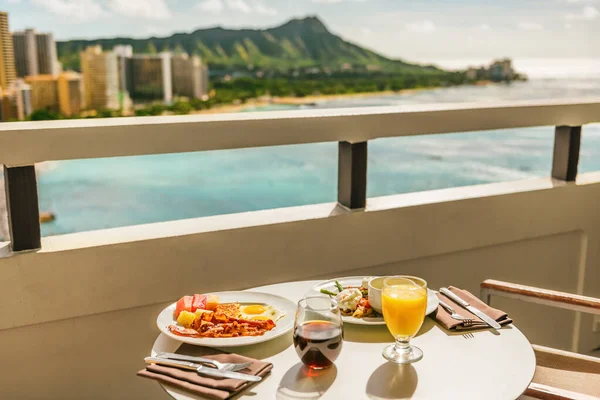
[2,0,599,64]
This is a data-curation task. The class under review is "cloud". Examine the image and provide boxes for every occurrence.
[479,23,491,31]
[197,0,224,13]
[254,1,277,15]
[7,0,22,4]
[31,0,105,21]
[311,0,368,2]
[361,27,373,37]
[107,0,172,20]
[518,22,544,31]
[199,0,275,15]
[226,0,252,13]
[565,0,597,3]
[405,20,436,34]
[566,5,600,19]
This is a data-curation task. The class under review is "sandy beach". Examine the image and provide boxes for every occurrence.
[189,88,426,114]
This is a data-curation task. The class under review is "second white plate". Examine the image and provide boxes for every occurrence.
[306,276,439,326]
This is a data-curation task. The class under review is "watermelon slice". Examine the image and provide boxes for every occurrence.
[191,294,207,312]
[174,296,193,318]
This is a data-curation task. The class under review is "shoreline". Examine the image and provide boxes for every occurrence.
[190,82,500,115]
[190,87,434,115]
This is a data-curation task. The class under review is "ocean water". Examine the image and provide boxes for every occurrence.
[35,63,600,236]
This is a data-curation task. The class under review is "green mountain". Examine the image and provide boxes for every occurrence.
[57,16,438,73]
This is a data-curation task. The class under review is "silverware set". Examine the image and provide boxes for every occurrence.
[144,352,261,382]
[437,287,502,339]
[438,299,474,327]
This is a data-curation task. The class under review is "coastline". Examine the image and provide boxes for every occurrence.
[189,83,500,115]
[189,87,431,115]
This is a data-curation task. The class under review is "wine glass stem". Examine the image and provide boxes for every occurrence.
[394,338,410,353]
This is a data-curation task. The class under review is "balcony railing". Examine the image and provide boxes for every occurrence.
[1,98,599,252]
[1,99,600,399]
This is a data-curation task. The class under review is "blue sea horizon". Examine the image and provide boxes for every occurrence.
[37,76,600,236]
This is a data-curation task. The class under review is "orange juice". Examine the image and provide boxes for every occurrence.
[382,284,427,339]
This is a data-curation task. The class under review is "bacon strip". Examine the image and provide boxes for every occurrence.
[168,314,276,338]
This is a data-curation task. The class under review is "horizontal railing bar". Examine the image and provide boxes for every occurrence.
[0,98,599,165]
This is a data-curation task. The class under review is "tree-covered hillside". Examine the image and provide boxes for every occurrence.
[57,16,439,73]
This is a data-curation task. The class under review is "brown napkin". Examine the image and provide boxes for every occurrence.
[433,286,512,331]
[137,346,272,400]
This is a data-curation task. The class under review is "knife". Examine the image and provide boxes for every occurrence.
[439,287,501,330]
[144,357,262,382]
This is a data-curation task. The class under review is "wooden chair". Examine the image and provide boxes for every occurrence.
[480,279,600,400]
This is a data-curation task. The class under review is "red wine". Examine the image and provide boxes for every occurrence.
[293,320,343,369]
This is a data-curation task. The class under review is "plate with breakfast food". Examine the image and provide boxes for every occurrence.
[157,291,296,347]
[306,276,439,326]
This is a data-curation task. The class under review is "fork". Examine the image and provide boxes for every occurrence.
[156,352,252,372]
[463,332,474,339]
[438,299,474,327]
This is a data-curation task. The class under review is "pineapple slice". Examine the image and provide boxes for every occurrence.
[176,310,197,328]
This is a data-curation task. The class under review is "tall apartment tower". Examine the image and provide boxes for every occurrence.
[13,29,59,77]
[13,29,38,77]
[35,32,58,75]
[171,53,208,99]
[80,45,119,110]
[127,52,172,103]
[0,12,16,90]
[113,45,132,92]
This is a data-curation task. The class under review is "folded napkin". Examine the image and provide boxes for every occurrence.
[433,286,512,331]
[137,345,272,400]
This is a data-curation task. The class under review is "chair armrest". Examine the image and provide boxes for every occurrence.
[480,279,600,315]
[525,382,599,400]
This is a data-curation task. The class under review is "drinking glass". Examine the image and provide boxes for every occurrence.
[381,276,427,364]
[293,296,343,369]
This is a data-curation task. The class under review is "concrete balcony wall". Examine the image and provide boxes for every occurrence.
[0,100,599,398]
[0,174,599,399]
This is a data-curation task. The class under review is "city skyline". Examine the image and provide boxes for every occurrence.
[3,0,599,63]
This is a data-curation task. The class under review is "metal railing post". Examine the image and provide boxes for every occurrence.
[552,126,582,182]
[3,165,41,252]
[338,141,368,210]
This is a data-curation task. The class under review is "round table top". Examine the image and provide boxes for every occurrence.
[151,280,536,400]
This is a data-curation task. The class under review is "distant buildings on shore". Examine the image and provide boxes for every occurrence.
[26,72,82,117]
[13,28,59,77]
[0,11,209,121]
[80,45,120,110]
[466,58,522,82]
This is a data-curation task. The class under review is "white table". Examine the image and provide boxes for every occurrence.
[151,280,536,400]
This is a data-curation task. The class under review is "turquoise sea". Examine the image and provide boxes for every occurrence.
[37,61,600,236]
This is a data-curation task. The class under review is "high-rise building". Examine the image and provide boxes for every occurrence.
[127,52,172,103]
[25,72,82,117]
[25,74,58,111]
[200,64,209,99]
[13,29,59,77]
[80,45,119,110]
[35,32,58,75]
[13,29,38,77]
[0,12,16,90]
[57,72,82,116]
[0,79,31,121]
[113,45,132,92]
[171,53,208,99]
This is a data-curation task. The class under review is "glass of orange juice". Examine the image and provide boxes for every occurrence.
[381,276,427,364]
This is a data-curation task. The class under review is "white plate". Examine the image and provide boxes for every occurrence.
[306,277,440,326]
[157,291,296,347]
